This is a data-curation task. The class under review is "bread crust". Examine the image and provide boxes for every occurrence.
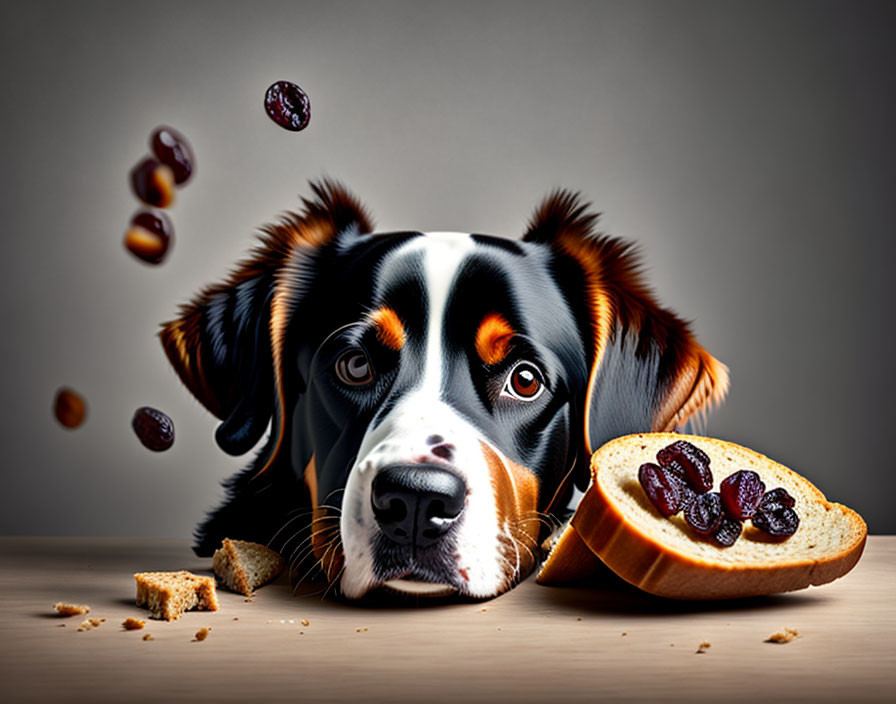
[540,433,867,599]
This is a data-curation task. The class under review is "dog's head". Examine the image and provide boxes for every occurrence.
[161,180,727,599]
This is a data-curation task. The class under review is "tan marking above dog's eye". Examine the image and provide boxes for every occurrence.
[369,307,406,351]
[475,313,514,366]
[503,362,544,401]
[335,349,373,386]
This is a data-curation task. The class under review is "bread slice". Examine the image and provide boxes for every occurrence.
[212,538,285,596]
[537,433,867,599]
[134,571,219,620]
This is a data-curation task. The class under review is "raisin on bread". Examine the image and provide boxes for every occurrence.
[538,433,866,599]
[134,571,219,620]
[212,539,285,596]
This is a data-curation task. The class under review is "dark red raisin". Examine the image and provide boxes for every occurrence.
[720,470,766,520]
[132,406,175,451]
[665,468,697,510]
[679,484,697,511]
[759,487,796,512]
[54,388,87,429]
[150,126,194,184]
[130,157,175,208]
[264,81,311,131]
[638,463,681,517]
[753,506,800,538]
[124,210,173,264]
[684,492,723,535]
[712,514,742,547]
[657,440,713,493]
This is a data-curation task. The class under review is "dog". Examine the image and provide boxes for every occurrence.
[160,179,728,600]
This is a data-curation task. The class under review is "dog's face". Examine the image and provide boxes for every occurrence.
[161,181,727,600]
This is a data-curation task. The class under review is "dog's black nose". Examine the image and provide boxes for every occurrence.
[371,464,466,547]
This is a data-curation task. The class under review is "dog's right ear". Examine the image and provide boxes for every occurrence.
[159,178,373,461]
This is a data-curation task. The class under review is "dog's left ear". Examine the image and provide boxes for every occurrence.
[524,190,729,472]
[159,178,373,465]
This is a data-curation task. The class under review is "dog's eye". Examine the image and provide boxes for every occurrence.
[335,349,373,386]
[502,362,544,401]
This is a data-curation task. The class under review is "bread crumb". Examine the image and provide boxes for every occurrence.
[122,617,145,630]
[233,617,239,621]
[696,641,711,654]
[193,627,211,642]
[212,538,285,596]
[142,633,154,641]
[54,602,89,616]
[621,632,627,636]
[57,624,66,628]
[77,618,106,632]
[478,608,487,613]
[134,571,218,621]
[356,627,368,632]
[301,619,309,626]
[576,617,582,621]
[766,627,799,644]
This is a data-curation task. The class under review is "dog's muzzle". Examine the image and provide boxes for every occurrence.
[371,464,466,548]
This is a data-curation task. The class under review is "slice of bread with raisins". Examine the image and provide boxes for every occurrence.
[538,433,867,599]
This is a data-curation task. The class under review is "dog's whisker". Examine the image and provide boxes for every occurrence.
[318,487,346,505]
[291,543,340,596]
[291,545,334,592]
[316,536,343,577]
[321,563,347,602]
[313,504,344,514]
[285,518,339,559]
[288,527,339,577]
[278,528,307,559]
[292,532,341,587]
[267,512,312,547]
[288,524,340,577]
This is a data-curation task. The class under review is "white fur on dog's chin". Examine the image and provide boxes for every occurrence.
[340,233,513,600]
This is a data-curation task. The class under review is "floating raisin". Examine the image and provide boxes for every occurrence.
[657,440,713,493]
[712,514,742,547]
[684,492,723,535]
[753,506,800,538]
[124,209,173,265]
[130,157,175,208]
[759,487,796,512]
[54,388,87,429]
[264,81,311,131]
[132,406,175,451]
[638,463,681,517]
[150,126,194,184]
[720,470,766,521]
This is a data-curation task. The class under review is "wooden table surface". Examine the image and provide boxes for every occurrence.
[0,536,893,703]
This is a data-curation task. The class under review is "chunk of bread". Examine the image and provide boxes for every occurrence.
[538,433,866,599]
[212,538,285,596]
[134,571,219,620]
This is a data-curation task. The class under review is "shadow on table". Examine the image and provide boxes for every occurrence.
[278,559,829,615]
[531,562,829,616]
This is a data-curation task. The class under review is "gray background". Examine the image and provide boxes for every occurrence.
[1,0,893,537]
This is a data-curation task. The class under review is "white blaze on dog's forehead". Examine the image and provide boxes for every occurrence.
[381,232,475,395]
